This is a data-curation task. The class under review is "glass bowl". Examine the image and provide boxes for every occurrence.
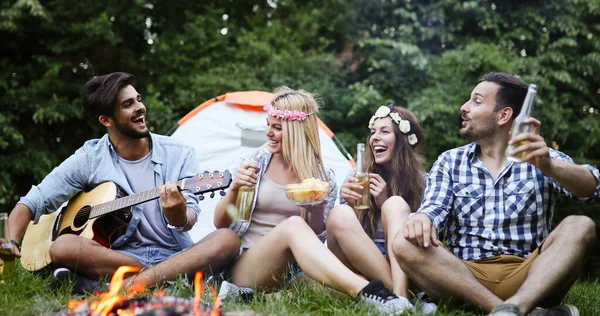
[285,179,332,207]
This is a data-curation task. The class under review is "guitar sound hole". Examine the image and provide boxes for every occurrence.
[74,206,92,228]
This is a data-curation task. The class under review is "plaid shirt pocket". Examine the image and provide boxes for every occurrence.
[453,183,485,224]
[502,179,537,219]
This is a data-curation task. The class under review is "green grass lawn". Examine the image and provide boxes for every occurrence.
[1,264,599,316]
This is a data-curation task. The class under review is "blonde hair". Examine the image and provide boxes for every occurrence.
[271,86,329,219]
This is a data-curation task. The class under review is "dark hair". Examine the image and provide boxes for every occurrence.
[361,105,426,237]
[82,72,135,121]
[479,72,528,117]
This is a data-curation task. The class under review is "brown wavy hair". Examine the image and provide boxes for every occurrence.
[360,105,426,237]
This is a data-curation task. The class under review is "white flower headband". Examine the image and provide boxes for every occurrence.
[368,106,418,146]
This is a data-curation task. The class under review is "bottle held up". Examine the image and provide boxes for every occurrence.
[354,143,370,210]
[506,84,537,162]
[0,213,16,278]
[234,152,261,222]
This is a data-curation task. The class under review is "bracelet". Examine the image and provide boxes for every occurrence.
[10,239,20,251]
[167,216,189,232]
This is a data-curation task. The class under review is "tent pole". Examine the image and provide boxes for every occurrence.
[166,123,179,136]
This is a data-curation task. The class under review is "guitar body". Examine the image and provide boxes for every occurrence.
[21,182,132,272]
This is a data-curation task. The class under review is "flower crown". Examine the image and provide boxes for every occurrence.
[264,103,309,121]
[368,106,418,146]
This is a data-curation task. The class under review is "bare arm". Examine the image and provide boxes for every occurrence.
[7,204,33,257]
[510,118,598,198]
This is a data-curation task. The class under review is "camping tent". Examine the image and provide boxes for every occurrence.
[169,91,355,242]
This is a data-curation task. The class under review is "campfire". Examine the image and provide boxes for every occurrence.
[58,266,222,316]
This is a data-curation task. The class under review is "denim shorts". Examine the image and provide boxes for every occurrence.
[114,245,180,267]
[375,241,387,258]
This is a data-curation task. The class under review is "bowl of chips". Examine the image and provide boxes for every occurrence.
[286,178,332,206]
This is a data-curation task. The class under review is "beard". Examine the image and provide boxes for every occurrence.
[114,117,150,139]
[459,113,497,141]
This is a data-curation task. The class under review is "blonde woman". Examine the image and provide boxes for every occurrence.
[214,88,411,313]
[327,105,435,313]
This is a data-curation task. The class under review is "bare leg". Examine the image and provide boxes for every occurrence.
[505,215,596,313]
[50,234,143,278]
[380,196,411,297]
[50,228,241,288]
[326,205,393,289]
[392,230,503,312]
[131,228,241,288]
[232,216,368,298]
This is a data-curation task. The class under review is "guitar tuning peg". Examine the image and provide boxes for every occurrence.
[220,190,226,196]
[198,195,205,201]
[210,192,215,198]
[213,170,219,174]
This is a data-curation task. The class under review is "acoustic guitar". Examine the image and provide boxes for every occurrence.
[20,170,231,272]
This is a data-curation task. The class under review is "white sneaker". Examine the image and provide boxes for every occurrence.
[416,301,437,315]
[415,291,437,314]
[217,280,253,302]
[359,280,414,314]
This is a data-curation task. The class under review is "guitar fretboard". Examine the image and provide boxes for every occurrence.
[89,179,184,219]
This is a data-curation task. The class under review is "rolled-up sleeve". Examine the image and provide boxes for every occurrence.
[18,148,89,223]
[546,149,600,203]
[417,154,453,229]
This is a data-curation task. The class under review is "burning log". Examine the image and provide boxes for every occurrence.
[57,266,227,316]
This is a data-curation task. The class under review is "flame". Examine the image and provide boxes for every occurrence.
[64,266,221,316]
[89,266,140,316]
[194,271,204,315]
[67,299,85,309]
[211,298,222,316]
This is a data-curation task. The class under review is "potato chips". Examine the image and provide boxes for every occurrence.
[286,178,331,203]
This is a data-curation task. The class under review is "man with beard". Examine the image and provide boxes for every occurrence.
[6,72,240,293]
[391,72,599,315]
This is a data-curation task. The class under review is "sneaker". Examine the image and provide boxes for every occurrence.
[490,303,523,316]
[51,268,103,295]
[415,300,437,315]
[415,292,437,315]
[530,304,580,316]
[358,279,414,314]
[217,280,253,302]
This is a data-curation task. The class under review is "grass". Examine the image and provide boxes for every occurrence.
[1,264,599,316]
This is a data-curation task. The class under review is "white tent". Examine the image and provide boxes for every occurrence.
[170,91,354,242]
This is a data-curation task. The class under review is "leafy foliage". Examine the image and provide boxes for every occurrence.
[1,0,599,274]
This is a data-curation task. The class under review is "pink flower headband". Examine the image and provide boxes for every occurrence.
[264,103,310,121]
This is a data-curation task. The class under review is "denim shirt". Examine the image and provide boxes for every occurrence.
[228,149,337,243]
[18,133,201,250]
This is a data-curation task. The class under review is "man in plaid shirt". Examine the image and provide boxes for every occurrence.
[392,72,599,316]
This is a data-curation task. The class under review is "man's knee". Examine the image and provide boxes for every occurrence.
[558,215,597,245]
[49,234,81,264]
[210,228,241,257]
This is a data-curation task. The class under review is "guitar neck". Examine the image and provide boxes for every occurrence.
[89,179,185,219]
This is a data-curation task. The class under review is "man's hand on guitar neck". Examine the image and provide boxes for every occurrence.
[160,182,191,230]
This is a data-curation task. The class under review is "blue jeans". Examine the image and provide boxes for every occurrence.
[115,245,180,267]
[375,241,387,258]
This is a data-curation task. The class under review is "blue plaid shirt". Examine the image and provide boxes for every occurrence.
[418,143,600,261]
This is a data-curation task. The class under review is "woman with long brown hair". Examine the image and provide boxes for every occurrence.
[326,104,435,313]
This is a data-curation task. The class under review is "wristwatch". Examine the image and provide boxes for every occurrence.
[167,216,188,232]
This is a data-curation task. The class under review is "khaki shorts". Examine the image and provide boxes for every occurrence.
[463,248,541,300]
